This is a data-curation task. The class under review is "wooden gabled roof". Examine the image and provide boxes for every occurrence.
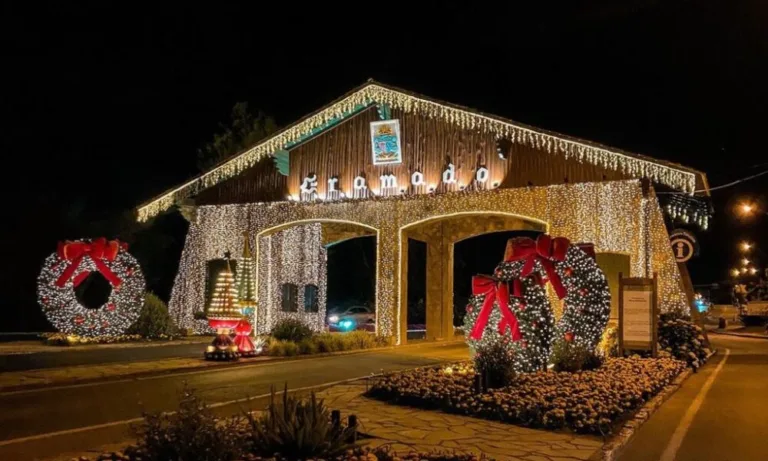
[137,80,707,222]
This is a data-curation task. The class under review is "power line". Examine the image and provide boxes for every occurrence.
[658,168,768,195]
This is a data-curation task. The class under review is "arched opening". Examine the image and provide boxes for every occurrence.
[254,219,378,335]
[399,212,548,342]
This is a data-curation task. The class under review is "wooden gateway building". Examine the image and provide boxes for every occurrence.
[138,81,710,344]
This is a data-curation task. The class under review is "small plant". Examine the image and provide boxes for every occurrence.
[244,385,354,459]
[658,313,710,369]
[474,341,516,389]
[551,340,603,372]
[128,292,179,339]
[314,333,337,352]
[268,337,285,356]
[271,318,313,342]
[344,330,376,349]
[133,384,243,461]
[298,338,318,355]
[282,340,299,356]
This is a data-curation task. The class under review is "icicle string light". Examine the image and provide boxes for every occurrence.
[137,84,697,221]
[168,180,688,344]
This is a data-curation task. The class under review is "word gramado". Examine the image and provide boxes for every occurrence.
[296,164,495,201]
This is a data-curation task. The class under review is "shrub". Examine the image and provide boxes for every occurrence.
[332,334,349,351]
[298,338,318,355]
[133,384,243,461]
[658,313,710,369]
[315,333,337,352]
[271,318,313,342]
[282,340,299,356]
[551,340,603,372]
[244,385,354,459]
[598,325,619,357]
[474,341,516,388]
[128,293,178,339]
[268,337,285,356]
[343,330,376,350]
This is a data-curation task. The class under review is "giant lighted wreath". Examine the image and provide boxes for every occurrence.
[37,238,146,337]
[464,234,611,373]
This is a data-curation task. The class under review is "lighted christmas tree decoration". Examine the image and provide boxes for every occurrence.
[205,252,241,360]
[236,231,257,318]
[37,238,145,337]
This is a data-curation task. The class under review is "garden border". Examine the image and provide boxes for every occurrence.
[0,339,466,393]
[592,349,718,461]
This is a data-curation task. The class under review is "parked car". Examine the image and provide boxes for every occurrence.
[328,306,375,332]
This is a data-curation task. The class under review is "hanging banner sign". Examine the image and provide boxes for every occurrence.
[370,120,403,165]
[670,228,698,263]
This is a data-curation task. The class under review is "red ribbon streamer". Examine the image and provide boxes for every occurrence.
[505,234,570,299]
[469,275,522,341]
[55,238,124,288]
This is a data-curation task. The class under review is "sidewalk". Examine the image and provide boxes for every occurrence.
[318,383,602,461]
[706,324,768,339]
[0,337,212,355]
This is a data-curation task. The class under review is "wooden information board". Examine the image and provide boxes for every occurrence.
[618,273,658,357]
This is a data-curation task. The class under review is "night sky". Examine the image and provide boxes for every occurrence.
[2,2,767,331]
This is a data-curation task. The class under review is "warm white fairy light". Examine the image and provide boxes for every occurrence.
[37,245,145,337]
[207,261,240,321]
[138,84,697,222]
[167,180,688,343]
[236,232,257,316]
[255,223,327,334]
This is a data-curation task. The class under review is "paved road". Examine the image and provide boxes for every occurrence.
[620,334,768,461]
[0,341,468,460]
[0,341,209,372]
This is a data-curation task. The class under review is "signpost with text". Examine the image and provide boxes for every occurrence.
[618,273,659,357]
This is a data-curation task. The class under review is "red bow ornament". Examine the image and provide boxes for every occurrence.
[469,275,522,341]
[505,234,570,299]
[55,238,124,288]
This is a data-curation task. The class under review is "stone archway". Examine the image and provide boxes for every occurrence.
[398,212,547,342]
[254,219,379,335]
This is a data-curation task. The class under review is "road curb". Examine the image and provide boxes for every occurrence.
[708,330,768,340]
[0,339,466,393]
[593,349,718,461]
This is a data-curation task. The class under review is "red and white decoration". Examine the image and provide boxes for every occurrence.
[37,238,145,337]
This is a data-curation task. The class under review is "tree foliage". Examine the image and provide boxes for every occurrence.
[197,102,278,172]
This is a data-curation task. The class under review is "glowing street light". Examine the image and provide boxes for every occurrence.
[731,268,741,277]
[742,258,750,266]
[740,241,753,252]
[741,267,748,274]
[739,202,755,215]
[749,267,758,275]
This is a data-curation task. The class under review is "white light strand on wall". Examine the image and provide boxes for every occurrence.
[138,85,697,221]
[167,180,689,343]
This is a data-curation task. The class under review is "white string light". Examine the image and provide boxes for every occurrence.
[137,84,697,222]
[167,180,689,343]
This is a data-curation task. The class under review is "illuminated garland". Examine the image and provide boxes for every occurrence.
[37,239,145,337]
[137,84,697,222]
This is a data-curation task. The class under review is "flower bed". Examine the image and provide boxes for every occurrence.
[367,357,687,434]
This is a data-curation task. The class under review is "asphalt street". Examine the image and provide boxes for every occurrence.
[619,334,768,461]
[0,341,469,460]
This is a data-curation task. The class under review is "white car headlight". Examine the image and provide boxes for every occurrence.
[329,315,339,323]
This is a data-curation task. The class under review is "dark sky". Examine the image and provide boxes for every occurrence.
[2,1,767,330]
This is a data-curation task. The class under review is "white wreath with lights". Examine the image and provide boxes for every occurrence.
[37,238,146,337]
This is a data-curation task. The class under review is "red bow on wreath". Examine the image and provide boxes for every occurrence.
[55,238,125,288]
[469,275,522,341]
[505,234,570,299]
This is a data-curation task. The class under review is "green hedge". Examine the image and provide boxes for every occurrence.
[268,330,387,357]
